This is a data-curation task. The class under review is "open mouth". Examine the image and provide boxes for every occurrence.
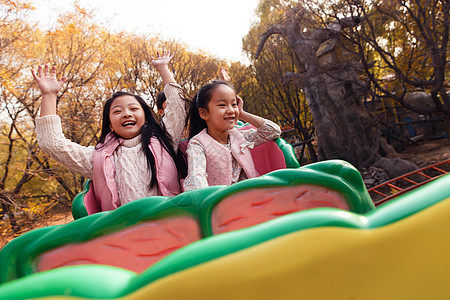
[122,120,136,127]
[224,116,235,121]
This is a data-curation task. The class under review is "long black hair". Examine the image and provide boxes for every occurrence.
[188,80,236,139]
[98,91,187,189]
[156,91,166,110]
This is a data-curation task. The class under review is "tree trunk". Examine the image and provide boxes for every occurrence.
[305,78,379,167]
[294,126,318,162]
[305,141,318,162]
[256,9,418,176]
[1,202,21,233]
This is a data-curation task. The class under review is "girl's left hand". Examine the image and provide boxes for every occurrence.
[219,67,230,81]
[151,50,174,67]
[31,65,67,96]
[237,95,244,114]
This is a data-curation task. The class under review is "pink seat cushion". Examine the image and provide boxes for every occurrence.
[238,123,286,175]
[251,142,286,175]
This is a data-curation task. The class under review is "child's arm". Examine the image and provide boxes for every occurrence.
[237,95,265,128]
[151,50,187,151]
[151,50,176,85]
[31,65,67,117]
[32,65,94,179]
[237,95,282,146]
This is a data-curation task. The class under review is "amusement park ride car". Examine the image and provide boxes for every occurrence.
[0,136,449,299]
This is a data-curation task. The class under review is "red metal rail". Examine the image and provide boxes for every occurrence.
[368,159,450,206]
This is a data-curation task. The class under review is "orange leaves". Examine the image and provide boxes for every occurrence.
[74,2,89,16]
[0,0,34,12]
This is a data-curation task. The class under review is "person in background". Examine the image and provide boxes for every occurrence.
[156,91,167,118]
[157,66,230,118]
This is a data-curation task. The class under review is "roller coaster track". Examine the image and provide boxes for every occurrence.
[368,159,450,206]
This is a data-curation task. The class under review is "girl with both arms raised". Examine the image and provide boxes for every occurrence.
[32,51,187,214]
[183,81,282,191]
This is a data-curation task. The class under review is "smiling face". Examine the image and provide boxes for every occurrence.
[109,95,146,139]
[199,84,239,137]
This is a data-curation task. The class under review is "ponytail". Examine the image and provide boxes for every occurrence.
[187,80,235,139]
[188,94,207,139]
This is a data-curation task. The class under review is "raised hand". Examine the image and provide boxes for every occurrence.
[219,67,231,81]
[31,65,66,95]
[31,65,67,117]
[151,50,174,68]
[236,95,264,127]
[151,50,176,85]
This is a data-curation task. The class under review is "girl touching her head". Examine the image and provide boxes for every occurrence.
[183,80,281,191]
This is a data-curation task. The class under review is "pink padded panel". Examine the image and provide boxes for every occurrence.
[250,142,286,175]
[211,185,349,235]
[37,216,200,273]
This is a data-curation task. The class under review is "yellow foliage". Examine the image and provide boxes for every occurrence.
[23,198,57,218]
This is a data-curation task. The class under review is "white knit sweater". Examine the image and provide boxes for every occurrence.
[35,84,186,205]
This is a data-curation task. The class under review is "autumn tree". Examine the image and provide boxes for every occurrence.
[305,0,450,135]
[29,6,116,202]
[0,0,33,54]
[0,0,39,232]
[242,0,317,162]
[252,0,422,177]
[107,34,228,112]
[0,3,115,234]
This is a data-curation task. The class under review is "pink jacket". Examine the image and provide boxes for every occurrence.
[84,133,180,214]
[190,128,259,186]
